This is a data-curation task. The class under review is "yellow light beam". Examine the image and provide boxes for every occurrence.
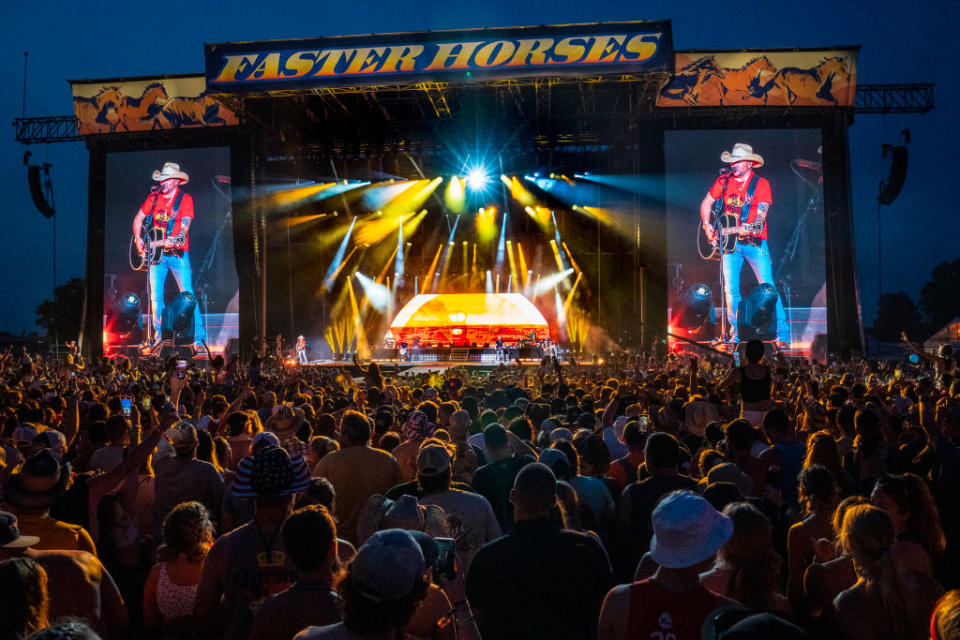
[517,243,529,288]
[563,271,584,314]
[421,244,443,294]
[506,240,519,291]
[561,241,582,274]
[549,239,565,272]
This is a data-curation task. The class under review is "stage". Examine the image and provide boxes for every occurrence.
[80,23,862,362]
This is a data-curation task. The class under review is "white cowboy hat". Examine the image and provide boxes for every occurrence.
[721,143,764,168]
[152,162,189,184]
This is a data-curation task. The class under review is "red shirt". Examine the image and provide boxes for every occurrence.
[140,187,195,251]
[708,171,771,240]
[625,578,726,640]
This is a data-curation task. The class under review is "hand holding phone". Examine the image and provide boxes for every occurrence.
[433,537,457,583]
[176,359,187,379]
[120,397,133,418]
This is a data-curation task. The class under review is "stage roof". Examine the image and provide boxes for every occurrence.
[390,293,549,329]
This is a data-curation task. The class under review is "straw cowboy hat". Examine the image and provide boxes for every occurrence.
[152,162,189,185]
[721,143,764,168]
[2,450,70,511]
[356,494,450,546]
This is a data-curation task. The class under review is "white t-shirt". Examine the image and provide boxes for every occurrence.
[420,488,502,572]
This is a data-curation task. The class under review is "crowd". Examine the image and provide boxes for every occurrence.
[2,337,960,639]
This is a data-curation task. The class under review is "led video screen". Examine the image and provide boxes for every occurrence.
[103,147,237,351]
[665,129,826,354]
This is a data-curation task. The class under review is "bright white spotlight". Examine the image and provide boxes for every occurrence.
[466,167,489,191]
[354,272,391,312]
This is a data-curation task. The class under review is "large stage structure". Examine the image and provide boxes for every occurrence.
[44,21,874,359]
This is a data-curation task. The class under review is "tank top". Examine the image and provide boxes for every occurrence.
[625,578,725,640]
[739,365,772,403]
[156,562,199,620]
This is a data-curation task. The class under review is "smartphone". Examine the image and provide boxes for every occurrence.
[433,537,456,582]
[141,397,151,411]
[176,359,188,379]
[120,397,133,418]
[639,415,649,431]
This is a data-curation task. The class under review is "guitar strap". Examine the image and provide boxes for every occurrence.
[740,174,760,224]
[166,190,186,238]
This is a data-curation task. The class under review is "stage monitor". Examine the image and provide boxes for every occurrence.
[665,129,826,355]
[103,148,238,352]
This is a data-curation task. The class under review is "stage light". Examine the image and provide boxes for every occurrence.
[466,167,489,191]
[533,268,575,296]
[105,292,141,341]
[354,272,391,312]
[738,283,780,341]
[161,292,197,345]
[322,216,357,291]
[445,176,465,212]
[670,284,715,339]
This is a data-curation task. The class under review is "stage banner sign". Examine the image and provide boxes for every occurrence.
[71,75,239,135]
[204,21,672,93]
[657,48,858,108]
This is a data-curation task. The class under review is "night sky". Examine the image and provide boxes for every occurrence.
[0,0,956,336]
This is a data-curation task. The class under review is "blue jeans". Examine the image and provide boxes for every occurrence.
[297,349,308,364]
[722,240,790,342]
[149,251,205,342]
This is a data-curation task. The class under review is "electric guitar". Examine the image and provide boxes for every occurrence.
[697,213,764,260]
[129,227,186,271]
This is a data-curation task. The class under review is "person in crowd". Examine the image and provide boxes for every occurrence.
[143,501,214,637]
[788,464,839,613]
[871,472,946,569]
[607,419,646,493]
[2,449,97,554]
[312,410,403,543]
[154,421,224,534]
[265,405,310,459]
[195,445,310,640]
[598,490,736,640]
[701,501,789,614]
[392,409,436,482]
[0,508,127,639]
[470,423,533,531]
[0,556,49,639]
[721,339,774,426]
[617,432,698,577]
[834,503,944,640]
[250,505,342,640]
[413,441,500,571]
[295,528,480,640]
[932,590,960,640]
[466,463,612,640]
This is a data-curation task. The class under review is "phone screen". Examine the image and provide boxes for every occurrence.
[141,397,151,411]
[639,415,649,430]
[120,397,132,417]
[177,359,187,379]
[433,537,456,582]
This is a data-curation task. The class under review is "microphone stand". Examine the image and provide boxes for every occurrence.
[713,172,733,345]
[143,190,161,351]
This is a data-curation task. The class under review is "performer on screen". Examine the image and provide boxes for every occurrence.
[132,162,205,347]
[699,143,790,347]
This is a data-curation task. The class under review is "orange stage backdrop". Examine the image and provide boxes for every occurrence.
[657,48,857,108]
[70,75,238,135]
[389,293,550,347]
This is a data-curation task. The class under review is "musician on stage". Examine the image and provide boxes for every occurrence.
[132,162,205,347]
[296,335,308,365]
[699,143,790,347]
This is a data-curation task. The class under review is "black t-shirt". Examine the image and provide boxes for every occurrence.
[471,455,534,532]
[466,519,612,640]
[617,473,699,574]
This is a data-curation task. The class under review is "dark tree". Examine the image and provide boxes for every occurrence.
[873,291,924,342]
[920,258,960,334]
[35,277,85,341]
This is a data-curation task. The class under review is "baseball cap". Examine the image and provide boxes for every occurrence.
[0,511,40,548]
[166,421,199,453]
[416,444,452,477]
[350,529,427,602]
[13,424,38,446]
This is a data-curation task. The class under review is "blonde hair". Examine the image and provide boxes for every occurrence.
[840,504,911,638]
